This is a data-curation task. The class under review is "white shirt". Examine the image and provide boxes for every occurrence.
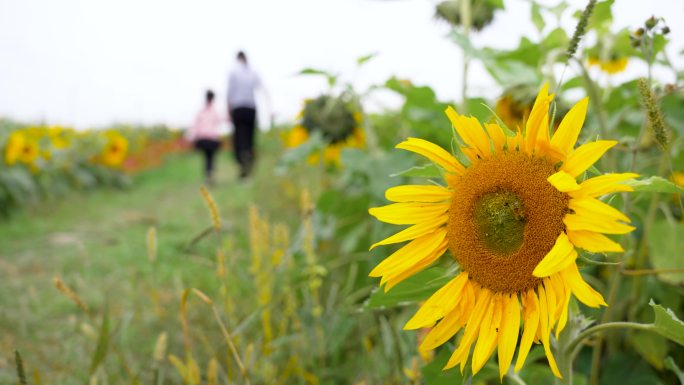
[227,62,261,109]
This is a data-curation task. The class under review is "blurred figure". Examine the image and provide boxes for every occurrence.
[227,51,265,179]
[187,90,223,185]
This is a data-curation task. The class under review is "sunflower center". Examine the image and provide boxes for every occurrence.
[473,191,526,255]
[447,152,569,293]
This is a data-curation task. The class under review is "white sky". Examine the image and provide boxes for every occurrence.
[0,0,682,129]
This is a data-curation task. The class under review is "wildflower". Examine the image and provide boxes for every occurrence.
[369,84,636,379]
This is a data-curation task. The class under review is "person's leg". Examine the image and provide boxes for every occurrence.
[205,140,220,184]
[231,108,245,170]
[233,108,252,178]
[243,108,257,176]
[195,139,212,181]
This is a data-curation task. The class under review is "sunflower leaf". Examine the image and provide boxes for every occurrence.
[364,267,450,309]
[624,176,684,194]
[649,299,684,346]
[664,356,684,384]
[389,163,441,179]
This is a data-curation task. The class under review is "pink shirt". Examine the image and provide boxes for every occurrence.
[187,105,222,141]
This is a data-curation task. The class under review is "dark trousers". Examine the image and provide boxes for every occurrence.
[194,139,221,178]
[231,107,257,177]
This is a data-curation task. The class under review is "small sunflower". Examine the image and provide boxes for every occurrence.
[369,85,636,379]
[588,55,628,74]
[100,132,129,167]
[285,95,364,166]
[4,131,26,165]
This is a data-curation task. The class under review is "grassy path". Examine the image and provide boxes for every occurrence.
[0,145,304,383]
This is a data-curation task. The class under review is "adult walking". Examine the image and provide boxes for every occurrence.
[227,51,265,179]
[187,90,223,185]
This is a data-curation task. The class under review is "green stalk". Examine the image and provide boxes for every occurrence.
[460,0,472,113]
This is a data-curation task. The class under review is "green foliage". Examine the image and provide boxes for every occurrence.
[650,300,684,346]
[89,305,110,375]
[364,267,451,309]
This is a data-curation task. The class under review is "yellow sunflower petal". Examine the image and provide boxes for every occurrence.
[382,238,448,290]
[525,83,554,153]
[484,123,506,153]
[570,172,639,198]
[566,229,624,253]
[419,304,470,351]
[472,295,502,374]
[514,290,540,372]
[369,215,447,250]
[562,140,617,177]
[533,233,577,278]
[569,197,631,223]
[396,137,465,174]
[498,294,521,380]
[549,97,588,157]
[385,185,451,203]
[538,285,562,378]
[370,230,446,278]
[549,274,571,338]
[560,264,607,308]
[547,170,581,192]
[445,107,491,159]
[404,272,469,330]
[368,202,449,225]
[444,287,493,371]
[564,213,635,234]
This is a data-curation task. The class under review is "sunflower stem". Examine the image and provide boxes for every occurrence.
[459,0,472,114]
[576,59,612,166]
[565,322,655,358]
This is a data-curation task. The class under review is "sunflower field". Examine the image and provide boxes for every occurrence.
[3,1,684,385]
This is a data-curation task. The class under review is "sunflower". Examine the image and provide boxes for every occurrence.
[588,55,628,75]
[285,95,364,166]
[369,84,636,379]
[4,131,26,165]
[100,132,129,167]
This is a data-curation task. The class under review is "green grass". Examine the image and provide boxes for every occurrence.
[0,141,306,383]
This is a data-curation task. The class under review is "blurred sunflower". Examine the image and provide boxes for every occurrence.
[4,131,26,165]
[4,131,40,167]
[435,0,503,31]
[495,95,531,130]
[100,132,129,167]
[369,85,636,379]
[47,126,71,149]
[588,55,628,74]
[285,95,364,166]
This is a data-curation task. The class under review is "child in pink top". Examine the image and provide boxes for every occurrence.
[187,90,223,184]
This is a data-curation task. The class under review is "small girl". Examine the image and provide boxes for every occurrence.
[186,90,223,185]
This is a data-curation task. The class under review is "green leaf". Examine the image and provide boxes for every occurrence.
[665,356,684,384]
[90,306,110,375]
[629,331,668,370]
[356,52,378,66]
[421,347,466,385]
[625,176,684,194]
[531,3,545,32]
[364,267,451,309]
[389,163,441,179]
[649,299,684,346]
[15,351,27,385]
[648,221,684,285]
[298,67,331,77]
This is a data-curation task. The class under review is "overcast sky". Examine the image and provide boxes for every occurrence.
[0,0,681,129]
